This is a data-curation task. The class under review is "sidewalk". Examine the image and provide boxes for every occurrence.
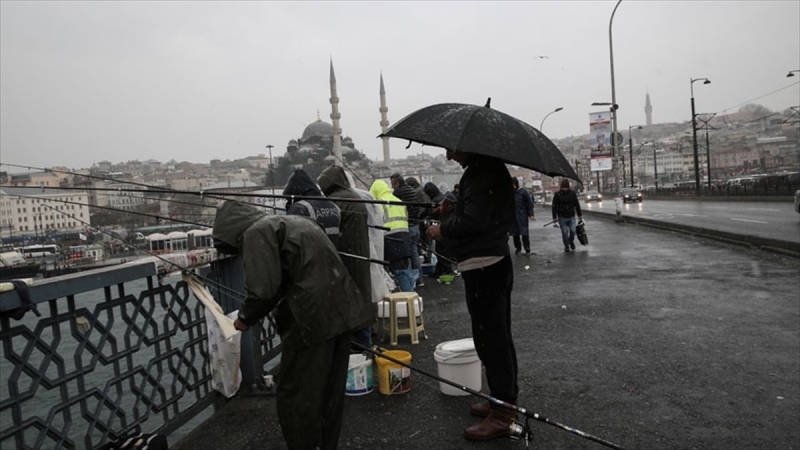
[173,215,800,450]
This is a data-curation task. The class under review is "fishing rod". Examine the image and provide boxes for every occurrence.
[352,342,627,450]
[0,162,288,213]
[35,202,249,303]
[384,234,458,266]
[11,184,436,209]
[542,219,559,227]
[10,193,387,269]
[9,192,213,228]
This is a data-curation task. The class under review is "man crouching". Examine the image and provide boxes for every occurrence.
[213,201,372,450]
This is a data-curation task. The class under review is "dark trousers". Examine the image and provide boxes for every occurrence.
[277,332,351,450]
[461,255,518,403]
[512,235,530,252]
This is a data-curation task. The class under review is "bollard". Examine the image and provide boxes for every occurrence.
[614,197,623,222]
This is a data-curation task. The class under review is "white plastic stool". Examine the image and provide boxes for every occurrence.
[382,292,427,345]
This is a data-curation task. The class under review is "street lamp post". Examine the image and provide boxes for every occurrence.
[539,107,564,133]
[787,70,800,77]
[690,77,711,195]
[628,125,642,187]
[705,129,712,191]
[653,146,659,190]
[266,144,275,209]
[608,0,623,212]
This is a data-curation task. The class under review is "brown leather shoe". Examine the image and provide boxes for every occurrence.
[469,401,491,418]
[464,407,517,440]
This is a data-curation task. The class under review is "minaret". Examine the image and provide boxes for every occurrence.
[329,59,343,166]
[645,91,653,126]
[379,72,391,164]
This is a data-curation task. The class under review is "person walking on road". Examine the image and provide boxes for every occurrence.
[426,149,518,441]
[511,177,535,255]
[214,201,371,450]
[551,178,583,252]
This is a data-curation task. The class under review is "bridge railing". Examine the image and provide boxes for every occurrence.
[0,253,280,449]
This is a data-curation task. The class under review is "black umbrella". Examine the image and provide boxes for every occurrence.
[379,98,580,181]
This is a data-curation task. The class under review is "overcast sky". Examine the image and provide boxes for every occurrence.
[1,1,798,171]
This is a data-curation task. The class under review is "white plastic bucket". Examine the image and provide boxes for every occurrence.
[433,338,482,396]
[345,354,374,396]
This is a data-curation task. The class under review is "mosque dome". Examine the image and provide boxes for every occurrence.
[302,120,334,140]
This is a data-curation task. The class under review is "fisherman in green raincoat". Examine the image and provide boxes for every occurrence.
[212,200,372,450]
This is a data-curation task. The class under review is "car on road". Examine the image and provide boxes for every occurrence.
[584,190,602,203]
[794,189,800,214]
[621,188,643,203]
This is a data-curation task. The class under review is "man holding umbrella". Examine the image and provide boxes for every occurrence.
[426,148,518,440]
[382,98,580,441]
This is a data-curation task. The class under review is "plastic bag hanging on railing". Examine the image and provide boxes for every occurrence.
[205,308,242,397]
[184,274,242,397]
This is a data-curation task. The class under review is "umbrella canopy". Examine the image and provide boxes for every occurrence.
[380,101,580,181]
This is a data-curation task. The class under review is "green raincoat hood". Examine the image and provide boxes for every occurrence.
[212,201,267,251]
[317,165,351,196]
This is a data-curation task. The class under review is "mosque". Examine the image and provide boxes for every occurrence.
[272,60,391,187]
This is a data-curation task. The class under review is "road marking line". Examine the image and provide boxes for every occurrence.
[730,218,768,224]
[745,208,779,212]
[676,214,707,217]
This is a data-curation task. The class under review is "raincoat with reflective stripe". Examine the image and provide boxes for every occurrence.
[369,179,411,262]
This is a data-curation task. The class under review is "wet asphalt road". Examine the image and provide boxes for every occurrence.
[584,198,799,246]
[174,215,799,450]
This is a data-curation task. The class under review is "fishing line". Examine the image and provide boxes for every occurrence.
[352,342,626,450]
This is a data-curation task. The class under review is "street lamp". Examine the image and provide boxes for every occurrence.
[690,77,711,194]
[607,0,623,214]
[539,107,564,132]
[628,125,642,187]
[787,70,799,77]
[653,146,659,190]
[266,144,275,209]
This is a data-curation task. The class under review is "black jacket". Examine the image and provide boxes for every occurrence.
[392,183,424,225]
[551,190,583,219]
[440,155,514,262]
[283,169,341,247]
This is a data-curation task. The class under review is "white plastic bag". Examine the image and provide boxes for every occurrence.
[205,309,242,398]
[184,274,242,398]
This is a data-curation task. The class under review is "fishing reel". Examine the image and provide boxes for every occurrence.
[508,417,534,447]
